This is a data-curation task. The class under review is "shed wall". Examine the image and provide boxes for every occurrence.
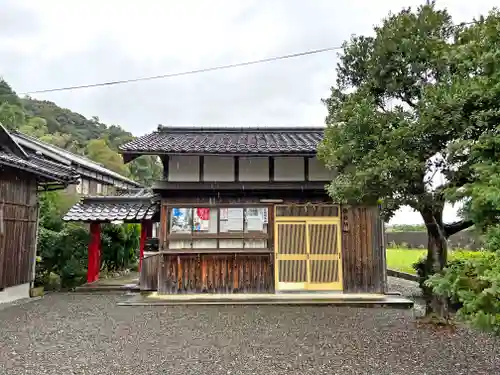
[341,206,386,293]
[0,168,38,290]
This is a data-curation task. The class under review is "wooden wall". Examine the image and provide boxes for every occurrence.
[341,206,386,293]
[158,253,273,294]
[140,253,159,290]
[0,168,38,290]
[149,195,386,295]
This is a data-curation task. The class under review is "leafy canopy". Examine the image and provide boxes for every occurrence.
[319,2,500,232]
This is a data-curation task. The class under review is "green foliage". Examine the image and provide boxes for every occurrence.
[100,224,140,271]
[36,222,140,288]
[426,249,500,334]
[0,78,162,186]
[39,190,80,232]
[37,225,89,288]
[318,2,500,315]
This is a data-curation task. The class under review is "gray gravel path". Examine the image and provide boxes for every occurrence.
[0,293,499,375]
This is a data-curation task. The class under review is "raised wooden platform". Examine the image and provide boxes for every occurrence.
[118,292,414,308]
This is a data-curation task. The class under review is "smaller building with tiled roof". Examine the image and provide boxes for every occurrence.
[63,188,158,223]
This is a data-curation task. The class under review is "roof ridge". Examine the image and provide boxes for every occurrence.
[13,131,104,165]
[156,125,325,133]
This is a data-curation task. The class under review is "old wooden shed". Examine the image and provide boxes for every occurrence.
[0,124,78,303]
[115,125,388,299]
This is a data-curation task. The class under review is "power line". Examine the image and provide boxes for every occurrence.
[21,46,342,95]
[20,19,482,95]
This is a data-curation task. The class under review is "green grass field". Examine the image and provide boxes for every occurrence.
[386,248,482,274]
[386,248,426,274]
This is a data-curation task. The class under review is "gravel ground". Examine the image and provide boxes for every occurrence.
[0,291,499,375]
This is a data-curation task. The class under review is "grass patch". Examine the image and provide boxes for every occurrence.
[386,248,482,274]
[386,248,426,274]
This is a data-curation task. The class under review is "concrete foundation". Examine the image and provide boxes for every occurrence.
[0,283,30,304]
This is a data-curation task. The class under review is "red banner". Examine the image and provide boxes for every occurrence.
[196,208,210,221]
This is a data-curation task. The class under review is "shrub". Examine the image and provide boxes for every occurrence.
[101,223,140,271]
[413,250,485,313]
[426,251,500,334]
[37,224,89,288]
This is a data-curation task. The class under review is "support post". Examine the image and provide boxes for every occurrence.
[139,221,152,272]
[88,223,101,283]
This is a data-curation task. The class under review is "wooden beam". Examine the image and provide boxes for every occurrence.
[158,249,272,254]
[304,157,309,182]
[234,156,239,182]
[199,156,204,182]
[160,155,169,181]
[269,157,274,181]
[152,181,327,191]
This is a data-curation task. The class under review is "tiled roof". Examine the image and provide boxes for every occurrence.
[0,152,79,183]
[12,132,142,187]
[119,126,325,155]
[0,123,79,184]
[63,189,158,222]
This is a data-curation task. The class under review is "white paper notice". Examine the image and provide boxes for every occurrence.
[246,217,263,231]
[227,208,244,231]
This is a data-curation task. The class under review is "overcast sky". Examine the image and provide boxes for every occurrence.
[1,0,498,224]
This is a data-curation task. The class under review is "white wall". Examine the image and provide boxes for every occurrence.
[168,155,200,181]
[204,156,234,181]
[308,157,335,181]
[0,282,30,304]
[239,157,269,181]
[164,155,334,182]
[274,157,305,181]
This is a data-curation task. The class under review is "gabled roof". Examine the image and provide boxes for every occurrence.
[63,188,157,222]
[0,124,79,186]
[119,125,325,159]
[12,131,142,187]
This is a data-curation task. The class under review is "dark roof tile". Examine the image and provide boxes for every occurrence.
[0,151,79,183]
[63,190,158,222]
[119,126,325,155]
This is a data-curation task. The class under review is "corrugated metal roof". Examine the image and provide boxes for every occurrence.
[119,125,325,155]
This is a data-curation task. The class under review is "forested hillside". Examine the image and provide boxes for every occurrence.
[0,79,161,185]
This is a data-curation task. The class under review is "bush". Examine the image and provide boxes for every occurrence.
[37,222,140,288]
[101,224,140,271]
[413,250,485,313]
[37,224,89,288]
[426,251,500,334]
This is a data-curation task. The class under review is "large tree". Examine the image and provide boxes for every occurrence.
[318,2,500,316]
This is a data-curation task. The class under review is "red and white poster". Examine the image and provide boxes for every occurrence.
[196,208,210,221]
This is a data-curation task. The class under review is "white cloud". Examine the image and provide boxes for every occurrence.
[1,0,498,224]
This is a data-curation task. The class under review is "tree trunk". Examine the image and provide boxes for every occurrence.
[420,209,449,319]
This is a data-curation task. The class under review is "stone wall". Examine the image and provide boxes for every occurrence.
[385,231,482,250]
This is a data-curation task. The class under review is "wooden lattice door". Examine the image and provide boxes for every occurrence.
[274,219,342,291]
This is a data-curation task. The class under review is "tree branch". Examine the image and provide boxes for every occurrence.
[443,220,474,238]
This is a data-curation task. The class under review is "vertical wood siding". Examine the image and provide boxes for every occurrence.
[158,254,273,294]
[140,254,159,291]
[0,168,38,290]
[341,206,386,293]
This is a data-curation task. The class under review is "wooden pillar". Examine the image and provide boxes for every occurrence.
[139,221,152,272]
[88,223,101,283]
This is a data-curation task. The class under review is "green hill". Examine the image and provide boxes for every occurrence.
[0,79,161,185]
